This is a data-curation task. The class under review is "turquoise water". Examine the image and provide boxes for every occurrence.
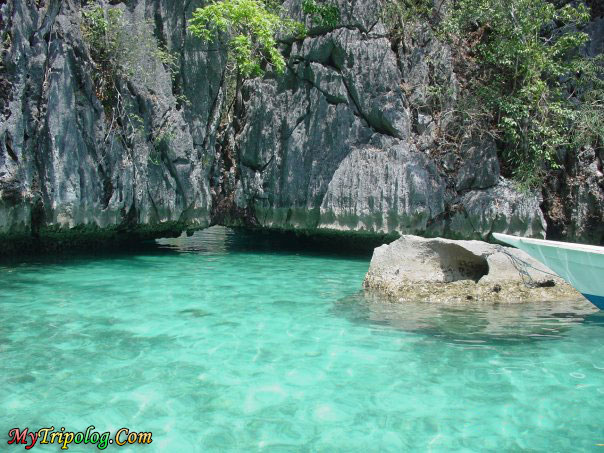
[2,227,604,452]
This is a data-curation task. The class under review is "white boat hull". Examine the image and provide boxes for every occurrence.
[493,233,604,309]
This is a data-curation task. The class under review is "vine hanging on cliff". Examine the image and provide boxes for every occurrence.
[80,1,180,161]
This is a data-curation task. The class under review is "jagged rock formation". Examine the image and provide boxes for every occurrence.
[0,0,225,251]
[0,0,602,253]
[220,0,547,240]
[363,235,580,303]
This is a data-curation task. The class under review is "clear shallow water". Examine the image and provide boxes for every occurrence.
[1,227,604,452]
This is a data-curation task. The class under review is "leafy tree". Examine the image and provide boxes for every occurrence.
[188,0,340,78]
[188,0,305,77]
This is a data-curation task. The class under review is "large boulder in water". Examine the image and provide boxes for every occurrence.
[363,235,581,303]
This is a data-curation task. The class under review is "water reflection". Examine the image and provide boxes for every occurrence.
[156,226,233,254]
[333,291,599,342]
[157,226,377,258]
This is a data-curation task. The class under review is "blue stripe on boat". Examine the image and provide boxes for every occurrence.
[583,294,604,310]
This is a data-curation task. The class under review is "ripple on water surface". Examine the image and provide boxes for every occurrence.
[1,227,604,452]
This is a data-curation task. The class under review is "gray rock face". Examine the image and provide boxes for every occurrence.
[543,146,604,245]
[586,17,604,58]
[226,8,547,241]
[363,235,580,303]
[450,179,547,240]
[0,0,225,250]
[319,140,446,234]
[455,140,500,191]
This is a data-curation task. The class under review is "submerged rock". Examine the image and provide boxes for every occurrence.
[363,235,581,303]
[333,292,598,340]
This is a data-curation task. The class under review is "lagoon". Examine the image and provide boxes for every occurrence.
[1,227,604,451]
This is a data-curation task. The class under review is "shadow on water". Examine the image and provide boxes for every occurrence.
[583,311,604,325]
[0,226,376,269]
[332,291,601,344]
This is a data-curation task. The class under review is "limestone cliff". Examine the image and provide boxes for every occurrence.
[0,0,225,251]
[0,0,602,253]
[217,0,548,241]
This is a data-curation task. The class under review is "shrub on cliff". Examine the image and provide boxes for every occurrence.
[188,0,304,77]
[384,0,603,187]
[188,0,339,78]
[81,2,178,155]
[442,0,604,185]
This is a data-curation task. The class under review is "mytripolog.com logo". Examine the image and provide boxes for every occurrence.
[7,426,152,450]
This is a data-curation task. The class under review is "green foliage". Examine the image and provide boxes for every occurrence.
[382,0,433,38]
[150,129,175,165]
[569,55,604,156]
[302,0,340,29]
[441,0,603,185]
[188,0,305,77]
[188,0,340,78]
[81,4,126,104]
[0,28,12,72]
[81,2,179,103]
